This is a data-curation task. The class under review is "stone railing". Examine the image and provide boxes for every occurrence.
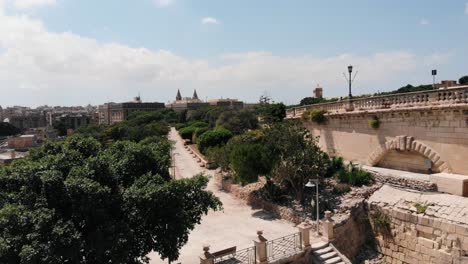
[287,85,468,118]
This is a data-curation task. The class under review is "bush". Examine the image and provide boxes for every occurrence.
[303,110,327,124]
[192,127,210,143]
[230,143,270,185]
[325,156,344,178]
[368,116,380,129]
[198,128,233,153]
[337,163,373,186]
[179,126,197,141]
[414,203,428,214]
[205,146,230,170]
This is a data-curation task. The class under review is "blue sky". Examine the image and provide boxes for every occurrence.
[0,0,467,106]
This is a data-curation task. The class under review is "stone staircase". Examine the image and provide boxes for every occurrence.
[311,241,347,264]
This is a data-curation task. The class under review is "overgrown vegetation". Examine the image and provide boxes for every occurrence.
[368,116,380,129]
[337,163,374,186]
[414,202,428,214]
[0,122,21,137]
[302,110,327,124]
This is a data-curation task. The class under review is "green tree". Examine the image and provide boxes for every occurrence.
[197,128,233,153]
[215,109,258,135]
[230,143,272,185]
[264,122,329,201]
[0,136,221,263]
[260,103,286,123]
[460,76,468,85]
[0,122,20,137]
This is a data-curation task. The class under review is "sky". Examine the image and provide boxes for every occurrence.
[0,0,467,107]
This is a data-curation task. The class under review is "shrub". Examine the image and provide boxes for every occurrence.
[303,110,327,124]
[414,203,428,214]
[198,128,233,153]
[337,163,373,186]
[189,121,210,128]
[179,126,197,141]
[230,143,270,185]
[368,116,380,129]
[325,156,344,178]
[205,146,230,171]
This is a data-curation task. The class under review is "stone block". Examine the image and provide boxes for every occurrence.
[419,237,435,249]
[416,224,434,235]
[430,173,468,197]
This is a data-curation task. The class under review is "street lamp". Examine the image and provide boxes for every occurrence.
[305,178,319,236]
[348,65,353,98]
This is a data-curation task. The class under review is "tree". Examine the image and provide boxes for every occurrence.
[215,109,258,135]
[260,103,286,123]
[0,122,20,137]
[0,136,221,263]
[264,122,329,201]
[197,128,233,153]
[230,143,272,185]
[460,76,468,85]
[300,97,324,106]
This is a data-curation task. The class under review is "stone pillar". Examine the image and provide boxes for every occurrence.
[199,245,214,264]
[345,99,354,112]
[254,230,268,264]
[297,221,313,249]
[323,211,334,241]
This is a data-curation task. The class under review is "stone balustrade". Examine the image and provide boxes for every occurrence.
[287,85,468,118]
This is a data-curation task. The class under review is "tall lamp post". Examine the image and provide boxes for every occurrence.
[348,65,353,98]
[305,178,319,236]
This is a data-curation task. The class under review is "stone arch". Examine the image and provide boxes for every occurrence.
[368,135,452,173]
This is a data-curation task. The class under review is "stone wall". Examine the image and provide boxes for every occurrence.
[214,173,304,224]
[303,107,468,175]
[332,202,373,260]
[367,185,468,264]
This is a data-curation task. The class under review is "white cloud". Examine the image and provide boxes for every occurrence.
[465,2,468,15]
[155,0,174,8]
[201,17,219,25]
[419,19,429,25]
[12,0,56,9]
[0,11,454,106]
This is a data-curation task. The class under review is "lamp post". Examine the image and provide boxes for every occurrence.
[305,178,319,236]
[348,65,353,98]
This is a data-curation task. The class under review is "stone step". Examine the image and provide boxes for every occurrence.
[311,241,329,251]
[324,256,342,264]
[315,246,333,255]
[319,251,338,260]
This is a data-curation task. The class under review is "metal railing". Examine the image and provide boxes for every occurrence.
[266,232,302,262]
[286,85,468,119]
[213,246,256,264]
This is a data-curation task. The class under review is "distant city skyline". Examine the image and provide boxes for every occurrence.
[0,0,467,107]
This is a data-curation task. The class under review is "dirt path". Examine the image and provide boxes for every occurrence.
[148,128,297,264]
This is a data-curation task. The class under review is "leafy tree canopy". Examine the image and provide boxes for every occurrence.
[0,122,21,137]
[460,76,468,85]
[0,135,221,263]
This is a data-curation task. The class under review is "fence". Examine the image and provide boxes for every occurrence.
[286,85,468,119]
[213,246,256,264]
[266,232,302,262]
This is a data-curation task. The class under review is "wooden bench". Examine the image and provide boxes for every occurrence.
[212,246,237,259]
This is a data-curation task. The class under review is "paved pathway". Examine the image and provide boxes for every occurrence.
[148,128,297,264]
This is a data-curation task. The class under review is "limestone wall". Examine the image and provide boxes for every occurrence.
[367,185,468,264]
[303,107,468,175]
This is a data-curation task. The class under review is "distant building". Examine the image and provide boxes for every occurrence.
[8,113,47,130]
[98,96,165,125]
[166,89,209,112]
[437,80,458,89]
[48,112,91,130]
[7,135,38,150]
[0,150,28,166]
[208,98,244,109]
[313,85,323,99]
